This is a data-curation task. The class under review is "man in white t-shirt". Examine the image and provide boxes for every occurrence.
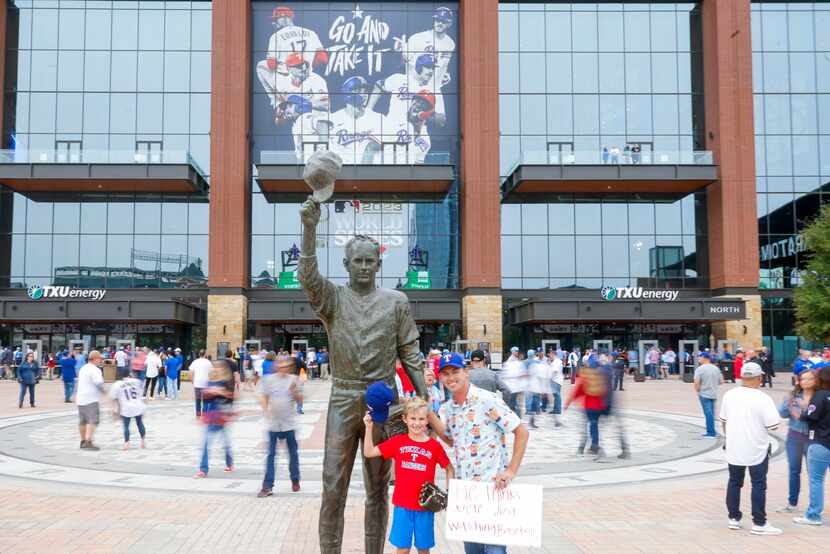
[115,347,128,372]
[76,350,105,450]
[109,368,147,450]
[548,350,564,426]
[144,348,162,400]
[189,350,213,418]
[719,362,782,535]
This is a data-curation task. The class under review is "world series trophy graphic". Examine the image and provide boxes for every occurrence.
[297,150,428,553]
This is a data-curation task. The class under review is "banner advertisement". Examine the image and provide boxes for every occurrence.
[252,2,459,166]
[445,480,543,548]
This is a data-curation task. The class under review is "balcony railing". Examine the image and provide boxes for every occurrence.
[0,149,206,176]
[508,149,714,171]
[259,147,452,166]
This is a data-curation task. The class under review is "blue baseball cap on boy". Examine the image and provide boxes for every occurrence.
[438,352,465,372]
[365,381,395,423]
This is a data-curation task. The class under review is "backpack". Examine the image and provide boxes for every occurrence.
[582,367,608,397]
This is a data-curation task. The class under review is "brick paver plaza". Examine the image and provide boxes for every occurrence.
[0,376,826,553]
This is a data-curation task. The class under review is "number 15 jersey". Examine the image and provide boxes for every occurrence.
[109,377,146,418]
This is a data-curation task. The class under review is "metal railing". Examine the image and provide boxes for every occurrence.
[0,149,207,176]
[259,147,452,166]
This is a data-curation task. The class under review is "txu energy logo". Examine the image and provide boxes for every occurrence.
[26,286,106,301]
[600,286,679,302]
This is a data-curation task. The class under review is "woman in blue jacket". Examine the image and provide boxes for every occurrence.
[17,351,41,408]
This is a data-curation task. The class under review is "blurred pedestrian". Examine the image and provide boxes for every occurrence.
[59,349,77,403]
[776,370,815,514]
[76,351,105,450]
[794,366,830,526]
[694,352,722,438]
[195,359,236,478]
[109,368,147,450]
[17,351,40,408]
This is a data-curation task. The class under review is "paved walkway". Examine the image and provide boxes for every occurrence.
[0,375,825,553]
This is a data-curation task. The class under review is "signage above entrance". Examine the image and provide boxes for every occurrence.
[600,286,679,302]
[27,285,106,301]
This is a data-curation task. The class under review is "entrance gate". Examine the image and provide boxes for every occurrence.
[21,339,42,366]
[244,340,261,353]
[638,339,659,377]
[593,340,613,355]
[291,339,308,354]
[116,339,135,351]
[541,340,561,356]
[678,340,699,382]
[68,339,86,354]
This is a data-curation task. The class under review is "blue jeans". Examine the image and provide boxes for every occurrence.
[805,443,830,522]
[727,454,769,526]
[786,430,809,506]
[121,415,145,443]
[263,430,300,489]
[63,379,75,402]
[464,543,507,554]
[166,377,178,400]
[18,383,35,407]
[194,387,204,416]
[157,375,167,396]
[585,409,602,450]
[135,370,145,384]
[525,393,540,415]
[551,382,562,414]
[698,396,716,437]
[199,424,233,474]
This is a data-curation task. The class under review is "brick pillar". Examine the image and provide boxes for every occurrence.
[702,0,761,348]
[458,0,503,357]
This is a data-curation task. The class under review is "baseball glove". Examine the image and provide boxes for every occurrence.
[418,481,448,512]
[383,403,408,438]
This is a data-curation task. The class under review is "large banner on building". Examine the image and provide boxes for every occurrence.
[251,2,459,166]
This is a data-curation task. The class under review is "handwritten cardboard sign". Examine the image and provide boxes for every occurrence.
[445,479,543,547]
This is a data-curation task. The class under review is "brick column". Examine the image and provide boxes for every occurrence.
[458,0,503,357]
[206,0,251,356]
[702,0,761,348]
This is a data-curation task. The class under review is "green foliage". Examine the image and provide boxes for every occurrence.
[794,205,830,342]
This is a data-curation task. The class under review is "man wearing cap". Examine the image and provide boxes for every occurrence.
[430,352,529,554]
[719,362,782,535]
[694,351,723,439]
[298,199,429,554]
[405,7,456,90]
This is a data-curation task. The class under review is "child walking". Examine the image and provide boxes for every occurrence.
[363,397,454,554]
[109,368,147,450]
[195,359,236,478]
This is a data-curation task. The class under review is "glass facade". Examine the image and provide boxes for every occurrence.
[500,194,706,289]
[751,1,830,367]
[498,2,704,176]
[250,195,459,289]
[0,0,212,289]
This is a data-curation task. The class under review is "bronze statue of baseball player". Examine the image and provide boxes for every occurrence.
[297,151,428,554]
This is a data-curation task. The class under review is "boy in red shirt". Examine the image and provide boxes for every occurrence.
[363,397,454,554]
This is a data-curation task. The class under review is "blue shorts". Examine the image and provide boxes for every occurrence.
[389,506,435,550]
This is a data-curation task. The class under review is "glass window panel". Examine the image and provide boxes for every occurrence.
[652,53,678,93]
[190,51,211,93]
[164,10,191,50]
[575,236,602,278]
[500,136,520,178]
[764,94,791,133]
[793,136,819,176]
[56,93,83,133]
[75,234,103,274]
[136,93,163,134]
[501,236,521,277]
[624,12,650,51]
[763,53,789,93]
[752,52,764,93]
[521,236,548,277]
[163,93,190,134]
[818,13,830,50]
[788,11,815,52]
[501,204,521,235]
[625,53,651,94]
[251,236,276,281]
[188,202,209,234]
[164,52,191,92]
[160,203,187,234]
[519,11,545,51]
[630,235,655,278]
[546,95,572,135]
[761,11,787,51]
[653,95,679,135]
[28,93,56,133]
[628,203,654,234]
[191,10,212,51]
[499,53,519,94]
[31,9,59,50]
[597,12,623,51]
[107,201,134,234]
[598,53,624,93]
[520,95,546,135]
[132,235,160,276]
[189,93,211,134]
[790,52,816,94]
[109,93,137,133]
[58,8,85,50]
[138,52,164,92]
[520,204,547,234]
[545,53,571,93]
[573,95,599,134]
[57,51,84,91]
[650,12,676,52]
[571,12,597,52]
[25,235,52,276]
[765,136,792,176]
[572,53,598,93]
[26,200,53,233]
[84,51,111,92]
[110,51,138,92]
[602,236,629,278]
[626,95,652,135]
[138,9,164,50]
[816,54,830,93]
[818,95,830,133]
[549,203,574,234]
[85,10,112,50]
[500,95,520,135]
[15,50,32,92]
[545,11,571,52]
[251,194,275,235]
[52,234,80,275]
[601,202,627,235]
[30,51,57,91]
[575,203,601,235]
[655,201,682,235]
[499,11,519,52]
[519,53,546,94]
[548,236,575,278]
[11,235,25,277]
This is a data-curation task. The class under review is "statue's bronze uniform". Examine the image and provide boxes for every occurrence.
[297,155,427,553]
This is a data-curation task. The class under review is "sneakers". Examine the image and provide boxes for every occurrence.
[292,480,301,492]
[224,466,234,473]
[750,523,783,535]
[257,488,273,498]
[792,517,822,526]
[83,442,100,451]
[728,519,742,530]
[776,504,797,513]
[618,450,631,460]
[193,471,207,479]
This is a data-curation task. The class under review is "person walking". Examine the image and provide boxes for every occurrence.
[59,349,77,403]
[189,350,212,417]
[143,348,161,399]
[759,347,774,388]
[501,354,527,417]
[109,368,147,450]
[164,349,182,400]
[694,352,722,438]
[115,346,129,379]
[319,347,330,380]
[195,359,236,478]
[776,369,816,514]
[257,355,303,497]
[565,362,610,457]
[612,351,626,391]
[131,347,147,387]
[429,353,528,554]
[548,350,564,426]
[719,362,782,535]
[794,366,830,526]
[17,351,40,408]
[76,351,105,450]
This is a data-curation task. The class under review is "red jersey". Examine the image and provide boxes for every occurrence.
[396,365,415,394]
[378,434,450,511]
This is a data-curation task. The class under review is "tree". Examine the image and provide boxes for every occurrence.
[794,204,830,342]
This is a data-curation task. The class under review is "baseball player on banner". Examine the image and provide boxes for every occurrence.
[257,6,328,108]
[273,52,330,161]
[404,7,455,89]
[327,77,384,165]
